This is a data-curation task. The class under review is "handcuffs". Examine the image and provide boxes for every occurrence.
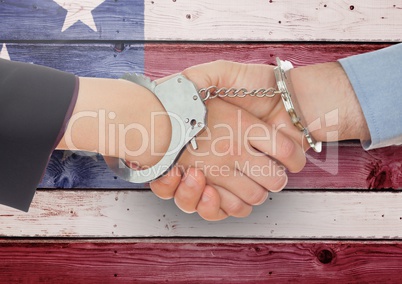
[104,58,321,183]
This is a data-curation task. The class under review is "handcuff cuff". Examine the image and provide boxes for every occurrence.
[104,58,322,184]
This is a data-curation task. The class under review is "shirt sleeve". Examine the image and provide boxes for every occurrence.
[338,43,402,150]
[0,58,79,211]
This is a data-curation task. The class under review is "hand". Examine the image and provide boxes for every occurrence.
[152,59,370,221]
[151,60,308,221]
[59,73,303,222]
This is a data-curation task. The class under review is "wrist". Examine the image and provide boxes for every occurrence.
[288,62,369,143]
[57,77,171,167]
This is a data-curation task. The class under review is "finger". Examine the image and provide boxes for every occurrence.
[246,121,306,173]
[182,60,233,89]
[183,60,274,90]
[196,185,228,221]
[149,166,182,200]
[155,72,180,85]
[213,184,253,218]
[239,146,288,192]
[174,168,206,214]
[209,169,269,206]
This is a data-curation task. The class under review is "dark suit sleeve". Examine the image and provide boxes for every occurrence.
[0,58,79,211]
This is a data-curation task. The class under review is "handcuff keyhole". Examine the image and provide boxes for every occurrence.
[190,119,197,127]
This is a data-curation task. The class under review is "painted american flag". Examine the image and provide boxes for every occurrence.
[0,0,232,189]
[0,0,145,78]
[0,0,148,188]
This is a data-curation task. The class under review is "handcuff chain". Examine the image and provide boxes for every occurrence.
[199,86,281,101]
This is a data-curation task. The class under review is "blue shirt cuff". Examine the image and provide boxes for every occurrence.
[339,43,402,150]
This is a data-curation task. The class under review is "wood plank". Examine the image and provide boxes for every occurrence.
[144,43,401,190]
[1,239,402,283]
[40,142,402,190]
[145,0,402,41]
[0,0,144,41]
[1,43,144,78]
[1,43,401,189]
[1,1,401,42]
[1,190,402,238]
[2,43,401,190]
[145,43,391,78]
[288,143,402,189]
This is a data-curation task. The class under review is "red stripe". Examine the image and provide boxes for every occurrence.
[144,43,390,78]
[145,43,401,189]
[1,240,402,283]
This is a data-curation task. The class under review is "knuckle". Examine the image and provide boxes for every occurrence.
[149,180,175,200]
[277,137,296,159]
[214,59,230,67]
[150,187,174,200]
[270,175,288,192]
[177,184,199,203]
[198,210,216,221]
[288,153,307,173]
[197,205,219,221]
[225,201,247,217]
[174,198,196,214]
[247,189,269,206]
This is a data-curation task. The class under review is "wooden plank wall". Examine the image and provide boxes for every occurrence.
[1,0,402,282]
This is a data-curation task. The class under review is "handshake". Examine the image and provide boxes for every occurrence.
[148,60,368,221]
[60,59,369,221]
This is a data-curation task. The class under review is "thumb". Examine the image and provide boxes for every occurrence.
[182,60,239,90]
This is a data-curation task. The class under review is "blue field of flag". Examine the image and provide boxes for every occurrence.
[0,0,144,41]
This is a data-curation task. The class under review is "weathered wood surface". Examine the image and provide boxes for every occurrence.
[1,1,400,42]
[2,42,401,190]
[1,190,402,238]
[144,43,391,77]
[0,43,144,78]
[145,0,402,41]
[40,143,402,190]
[1,0,402,282]
[0,0,144,41]
[2,42,390,75]
[1,239,402,283]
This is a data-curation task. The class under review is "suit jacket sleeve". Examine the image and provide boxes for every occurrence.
[0,58,79,211]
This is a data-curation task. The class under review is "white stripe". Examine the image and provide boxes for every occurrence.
[1,190,401,238]
[145,0,402,41]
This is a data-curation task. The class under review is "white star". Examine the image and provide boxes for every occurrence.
[53,0,105,32]
[0,44,10,60]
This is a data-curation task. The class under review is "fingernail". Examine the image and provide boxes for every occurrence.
[183,172,197,188]
[201,192,210,202]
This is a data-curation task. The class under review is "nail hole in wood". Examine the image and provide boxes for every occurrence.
[114,43,125,52]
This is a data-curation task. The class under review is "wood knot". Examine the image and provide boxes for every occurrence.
[317,249,334,264]
[366,161,401,189]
